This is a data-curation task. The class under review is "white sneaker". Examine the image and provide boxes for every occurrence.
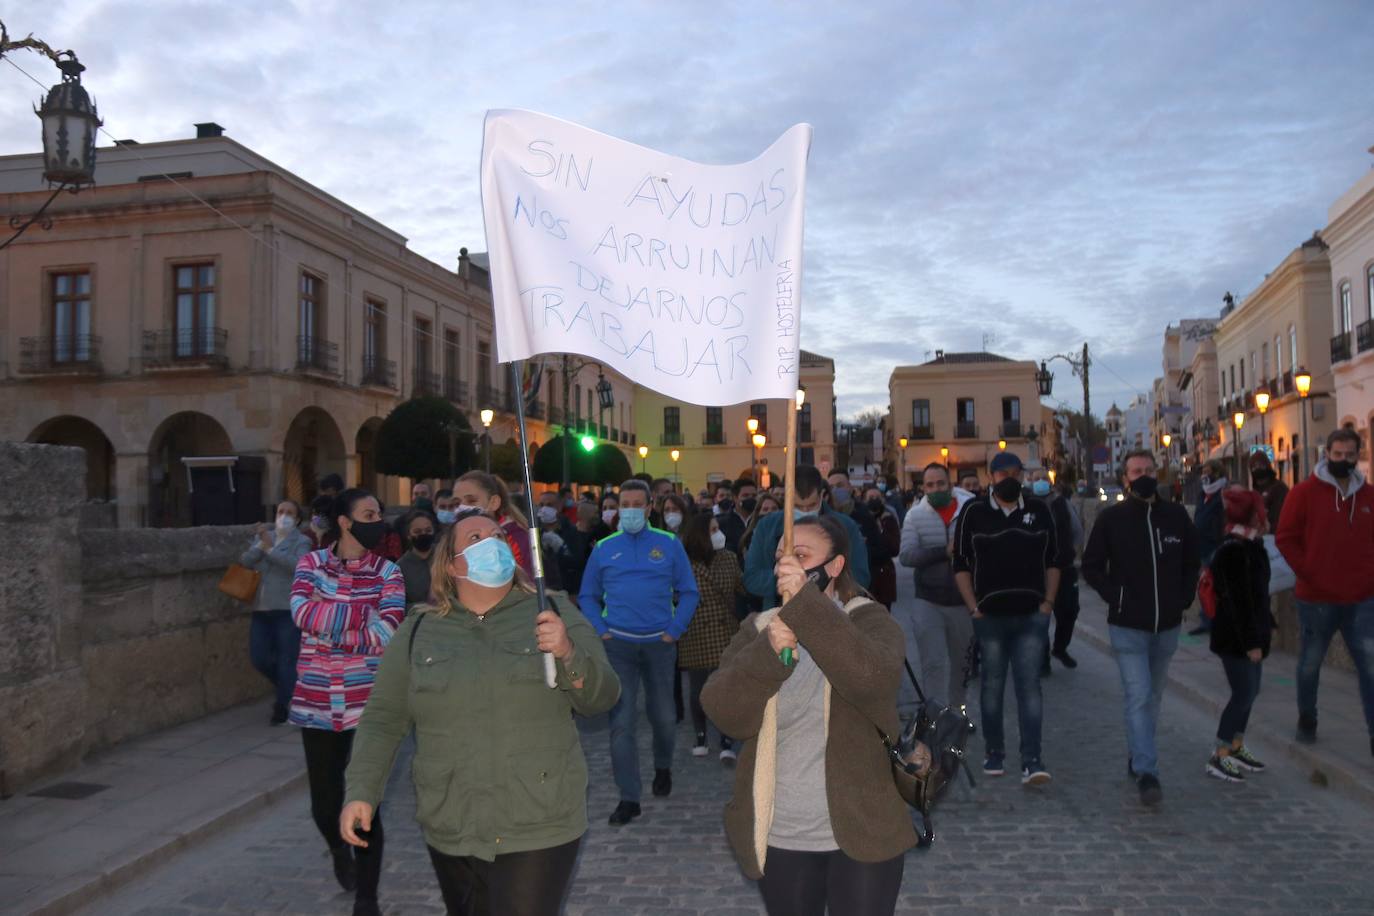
[1205,754,1245,783]
[719,747,738,765]
[691,743,708,758]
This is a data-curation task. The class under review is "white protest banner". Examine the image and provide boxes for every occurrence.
[480,109,811,406]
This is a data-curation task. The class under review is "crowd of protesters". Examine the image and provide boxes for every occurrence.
[229,426,1373,915]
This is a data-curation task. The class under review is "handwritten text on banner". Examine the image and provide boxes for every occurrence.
[480,109,811,406]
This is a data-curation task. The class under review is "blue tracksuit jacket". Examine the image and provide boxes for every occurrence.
[578,526,700,641]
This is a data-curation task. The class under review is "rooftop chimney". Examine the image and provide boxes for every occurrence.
[458,247,470,279]
[195,122,225,139]
[934,349,945,361]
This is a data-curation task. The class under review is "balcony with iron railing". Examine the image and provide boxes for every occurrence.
[702,429,726,445]
[621,431,631,445]
[527,401,546,420]
[799,424,813,444]
[1282,370,1293,394]
[908,425,933,440]
[295,335,338,375]
[1331,331,1352,364]
[443,377,469,404]
[361,355,396,389]
[412,369,441,398]
[660,431,684,446]
[954,422,979,439]
[143,328,228,369]
[19,335,102,375]
[1000,421,1023,438]
[1357,319,1374,355]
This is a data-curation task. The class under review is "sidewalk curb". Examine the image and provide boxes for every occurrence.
[1072,623,1374,807]
[20,770,308,916]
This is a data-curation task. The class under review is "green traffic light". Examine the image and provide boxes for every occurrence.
[580,436,596,452]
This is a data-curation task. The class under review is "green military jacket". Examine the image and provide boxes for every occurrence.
[345,588,619,861]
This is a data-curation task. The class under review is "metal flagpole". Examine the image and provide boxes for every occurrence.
[509,360,558,688]
[778,389,803,666]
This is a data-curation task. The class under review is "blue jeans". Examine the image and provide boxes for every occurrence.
[1108,624,1178,778]
[973,613,1049,765]
[1296,598,1374,736]
[1218,655,1262,745]
[249,610,300,714]
[604,638,678,803]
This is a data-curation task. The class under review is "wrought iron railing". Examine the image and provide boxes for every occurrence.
[954,422,979,439]
[1331,331,1352,364]
[660,431,684,446]
[143,328,228,367]
[361,355,396,389]
[1357,319,1374,355]
[295,335,338,374]
[19,335,102,374]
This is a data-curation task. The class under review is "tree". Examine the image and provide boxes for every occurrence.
[489,441,526,482]
[531,435,594,484]
[590,444,632,485]
[376,397,473,481]
[853,407,886,430]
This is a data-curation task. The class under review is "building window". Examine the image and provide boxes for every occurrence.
[1240,356,1246,389]
[705,406,724,444]
[414,317,432,375]
[1367,265,1374,320]
[443,329,460,398]
[663,406,681,445]
[477,340,491,395]
[1340,281,1352,333]
[175,263,216,356]
[956,397,975,437]
[363,299,384,365]
[1289,324,1298,370]
[1230,364,1236,393]
[1275,334,1283,377]
[799,403,813,443]
[750,403,768,434]
[1261,342,1269,381]
[299,272,323,346]
[51,270,92,362]
[1250,352,1256,390]
[573,383,582,422]
[911,399,931,436]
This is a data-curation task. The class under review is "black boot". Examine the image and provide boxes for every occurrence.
[352,898,381,916]
[330,846,357,893]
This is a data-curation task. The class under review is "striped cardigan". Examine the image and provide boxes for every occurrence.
[289,548,405,732]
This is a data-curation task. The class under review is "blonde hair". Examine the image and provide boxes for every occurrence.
[458,470,529,528]
[421,511,535,617]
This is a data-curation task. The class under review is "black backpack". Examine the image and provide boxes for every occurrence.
[880,659,977,847]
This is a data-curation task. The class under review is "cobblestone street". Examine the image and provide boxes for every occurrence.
[80,581,1374,915]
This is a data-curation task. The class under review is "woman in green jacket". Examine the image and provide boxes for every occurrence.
[340,509,620,916]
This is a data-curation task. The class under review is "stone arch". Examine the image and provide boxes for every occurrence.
[147,411,234,527]
[27,415,117,501]
[282,407,347,506]
[355,417,385,494]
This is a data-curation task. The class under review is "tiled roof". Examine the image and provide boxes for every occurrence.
[920,351,1014,365]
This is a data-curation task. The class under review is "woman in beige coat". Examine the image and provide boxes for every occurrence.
[702,515,917,916]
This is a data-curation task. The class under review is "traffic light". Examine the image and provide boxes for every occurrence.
[580,435,596,452]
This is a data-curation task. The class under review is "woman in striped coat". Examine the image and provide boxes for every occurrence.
[679,512,744,763]
[290,488,405,916]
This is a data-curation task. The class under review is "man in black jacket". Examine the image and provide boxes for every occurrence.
[1082,448,1201,807]
[952,452,1069,786]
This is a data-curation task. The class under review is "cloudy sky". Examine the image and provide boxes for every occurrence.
[4,0,1372,418]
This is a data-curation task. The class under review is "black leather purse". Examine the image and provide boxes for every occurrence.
[879,659,977,847]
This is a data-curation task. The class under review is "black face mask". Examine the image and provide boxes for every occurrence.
[1329,459,1355,479]
[348,519,388,550]
[993,477,1022,502]
[866,498,886,514]
[1129,475,1158,500]
[1251,468,1276,487]
[718,499,734,514]
[411,533,436,552]
[806,557,836,593]
[740,497,758,514]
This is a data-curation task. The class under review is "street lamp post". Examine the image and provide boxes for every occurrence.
[1295,367,1312,479]
[1161,432,1172,480]
[1232,410,1246,482]
[747,416,761,483]
[1036,342,1093,487]
[638,444,648,474]
[480,408,494,474]
[0,22,101,251]
[898,436,908,489]
[1255,387,1270,448]
[670,448,681,491]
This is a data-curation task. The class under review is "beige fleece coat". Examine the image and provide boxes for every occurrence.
[701,583,916,878]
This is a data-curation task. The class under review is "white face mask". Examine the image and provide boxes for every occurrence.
[602,509,618,526]
[275,514,296,530]
[710,530,727,551]
[537,505,558,525]
[665,512,683,530]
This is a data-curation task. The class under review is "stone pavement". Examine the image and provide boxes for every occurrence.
[6,569,1372,915]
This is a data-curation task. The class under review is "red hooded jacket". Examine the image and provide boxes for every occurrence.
[1274,461,1374,603]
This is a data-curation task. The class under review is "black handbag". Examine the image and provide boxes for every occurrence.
[879,658,977,847]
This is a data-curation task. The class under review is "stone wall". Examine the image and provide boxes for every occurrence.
[0,442,269,796]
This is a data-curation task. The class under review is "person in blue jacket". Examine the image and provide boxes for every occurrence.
[744,465,871,602]
[580,478,700,827]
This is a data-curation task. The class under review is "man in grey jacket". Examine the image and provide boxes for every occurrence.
[897,462,976,716]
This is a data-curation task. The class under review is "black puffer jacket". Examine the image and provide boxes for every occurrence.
[1082,497,1201,633]
[1208,536,1274,659]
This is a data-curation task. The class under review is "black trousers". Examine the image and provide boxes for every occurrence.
[301,728,384,899]
[686,668,732,744]
[758,846,905,916]
[427,836,581,916]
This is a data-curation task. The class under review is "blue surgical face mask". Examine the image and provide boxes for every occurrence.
[437,509,457,525]
[832,487,851,505]
[1031,479,1052,497]
[459,537,516,588]
[619,507,647,534]
[876,481,888,493]
[794,509,818,522]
